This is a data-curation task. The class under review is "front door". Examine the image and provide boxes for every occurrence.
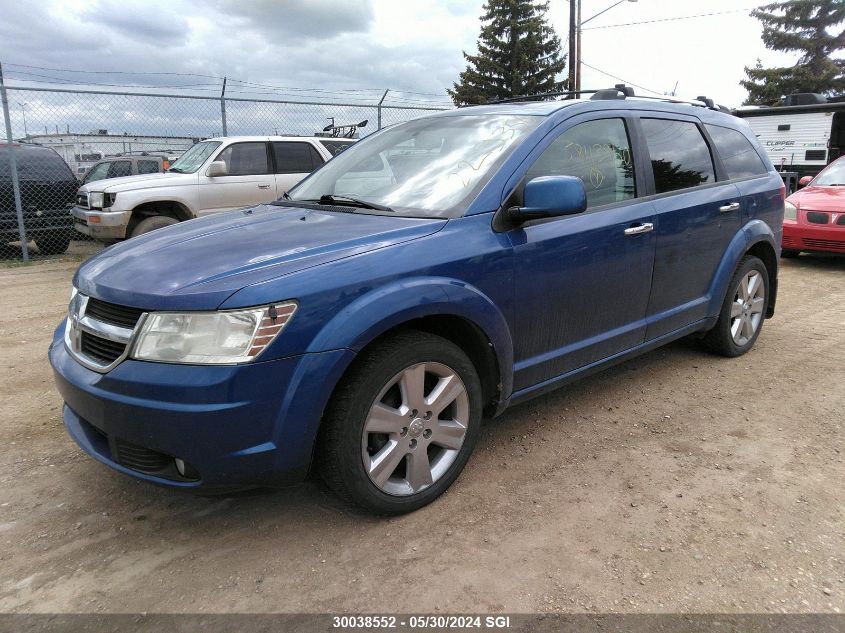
[637,116,742,339]
[510,116,657,391]
[198,141,276,215]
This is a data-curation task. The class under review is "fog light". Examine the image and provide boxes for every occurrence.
[89,215,101,224]
[174,458,199,480]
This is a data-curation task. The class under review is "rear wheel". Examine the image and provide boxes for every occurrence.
[701,255,769,357]
[780,249,800,259]
[318,331,482,514]
[35,236,70,255]
[129,215,178,238]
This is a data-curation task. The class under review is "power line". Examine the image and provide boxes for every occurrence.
[581,5,767,30]
[579,60,664,95]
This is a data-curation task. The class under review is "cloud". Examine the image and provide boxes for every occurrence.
[210,0,374,40]
[83,1,190,44]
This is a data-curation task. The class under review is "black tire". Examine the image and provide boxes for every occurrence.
[701,255,769,358]
[35,236,70,255]
[129,215,178,238]
[318,330,483,515]
[780,249,800,259]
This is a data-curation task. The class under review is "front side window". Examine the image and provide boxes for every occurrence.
[642,118,716,194]
[137,159,160,174]
[216,142,269,176]
[705,124,768,179]
[107,161,131,178]
[526,118,636,208]
[272,142,321,174]
[168,141,221,174]
[288,114,542,218]
[83,162,110,184]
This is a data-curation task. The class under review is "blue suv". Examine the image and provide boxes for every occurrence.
[49,88,784,514]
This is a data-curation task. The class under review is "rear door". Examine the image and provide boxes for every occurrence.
[198,141,275,214]
[509,114,657,390]
[271,141,324,195]
[638,116,742,339]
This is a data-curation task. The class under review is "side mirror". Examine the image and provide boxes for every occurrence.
[206,160,228,177]
[797,176,813,188]
[507,176,587,224]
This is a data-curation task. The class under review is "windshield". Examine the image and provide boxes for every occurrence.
[168,141,221,174]
[812,160,845,186]
[83,162,110,184]
[288,114,541,217]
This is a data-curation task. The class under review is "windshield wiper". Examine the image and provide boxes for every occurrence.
[317,194,394,212]
[167,167,186,173]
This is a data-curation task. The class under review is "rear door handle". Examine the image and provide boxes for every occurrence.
[624,222,654,236]
[719,202,740,213]
[258,184,271,190]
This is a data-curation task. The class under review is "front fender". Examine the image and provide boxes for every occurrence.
[306,276,515,400]
[707,220,777,317]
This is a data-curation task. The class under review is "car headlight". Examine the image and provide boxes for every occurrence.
[784,201,797,221]
[88,192,104,209]
[131,302,297,364]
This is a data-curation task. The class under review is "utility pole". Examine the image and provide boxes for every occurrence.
[568,0,576,91]
[575,0,582,92]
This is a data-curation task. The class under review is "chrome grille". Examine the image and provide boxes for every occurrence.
[76,192,89,208]
[66,292,145,372]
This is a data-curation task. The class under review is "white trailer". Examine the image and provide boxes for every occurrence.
[734,98,845,179]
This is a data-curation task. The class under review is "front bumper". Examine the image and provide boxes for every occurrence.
[72,206,131,240]
[49,322,354,491]
[783,221,845,254]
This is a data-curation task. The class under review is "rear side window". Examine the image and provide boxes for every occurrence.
[705,125,768,179]
[107,161,132,178]
[319,139,355,156]
[272,142,322,174]
[526,118,636,208]
[137,159,160,174]
[641,119,715,194]
[216,142,269,176]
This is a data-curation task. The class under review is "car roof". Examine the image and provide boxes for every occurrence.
[205,135,355,143]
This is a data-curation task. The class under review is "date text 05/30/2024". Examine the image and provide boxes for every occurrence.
[332,615,512,629]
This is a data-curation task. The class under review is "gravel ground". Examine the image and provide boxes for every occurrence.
[0,252,843,614]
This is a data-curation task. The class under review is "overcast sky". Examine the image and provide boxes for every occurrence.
[0,0,825,109]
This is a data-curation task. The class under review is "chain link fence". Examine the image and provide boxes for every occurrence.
[0,65,448,262]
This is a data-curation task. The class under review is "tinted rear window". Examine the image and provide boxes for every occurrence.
[705,124,768,179]
[641,119,715,194]
[272,142,321,174]
[0,147,76,182]
[138,159,160,174]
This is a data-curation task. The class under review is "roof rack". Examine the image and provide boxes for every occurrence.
[478,84,728,112]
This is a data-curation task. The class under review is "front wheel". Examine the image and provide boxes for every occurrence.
[35,236,70,255]
[129,215,178,238]
[701,255,769,357]
[318,331,483,514]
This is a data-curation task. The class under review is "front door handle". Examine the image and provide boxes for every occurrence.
[624,222,654,236]
[258,184,271,190]
[719,202,740,213]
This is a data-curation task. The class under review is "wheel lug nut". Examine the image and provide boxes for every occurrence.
[410,409,418,418]
[400,427,408,436]
[424,411,432,420]
[409,439,417,449]
[423,429,432,439]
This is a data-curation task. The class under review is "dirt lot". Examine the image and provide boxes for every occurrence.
[0,253,843,614]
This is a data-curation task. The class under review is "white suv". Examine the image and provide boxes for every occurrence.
[72,136,355,240]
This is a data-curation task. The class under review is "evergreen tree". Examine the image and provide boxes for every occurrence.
[741,0,845,105]
[449,0,566,105]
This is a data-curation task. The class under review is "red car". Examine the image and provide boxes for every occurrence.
[783,156,845,257]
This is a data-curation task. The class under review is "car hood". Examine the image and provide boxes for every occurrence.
[80,172,196,193]
[787,186,845,212]
[74,204,446,310]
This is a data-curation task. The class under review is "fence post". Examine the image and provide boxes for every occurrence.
[0,62,29,262]
[220,76,227,136]
[377,89,389,130]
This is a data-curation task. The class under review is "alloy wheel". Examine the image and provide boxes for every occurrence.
[730,270,765,346]
[361,362,469,496]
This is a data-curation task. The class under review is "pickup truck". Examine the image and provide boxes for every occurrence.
[72,136,354,240]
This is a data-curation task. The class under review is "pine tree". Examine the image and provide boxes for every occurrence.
[448,0,567,106]
[741,0,845,105]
